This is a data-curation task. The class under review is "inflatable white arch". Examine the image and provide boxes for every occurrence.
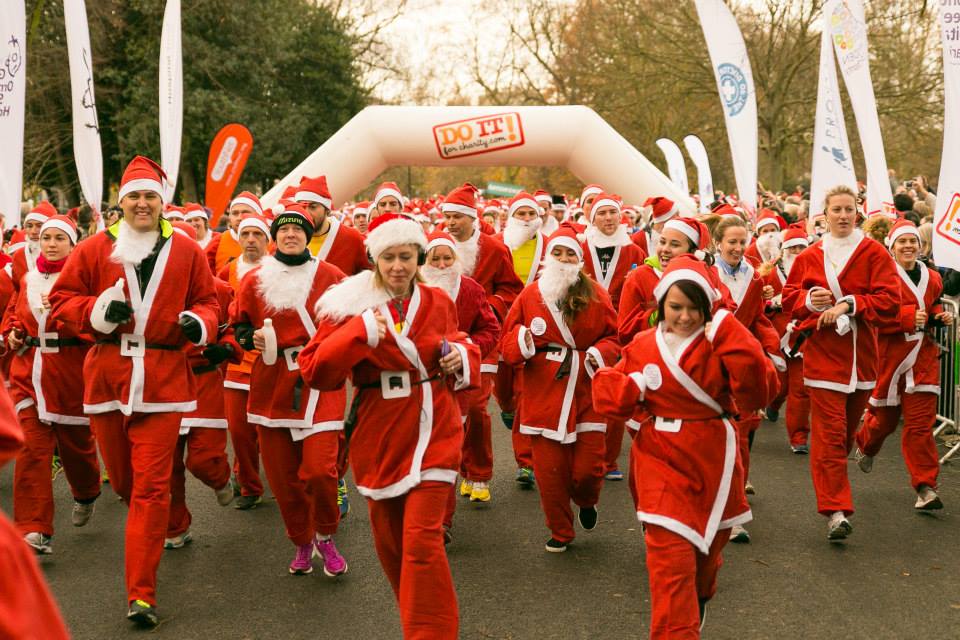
[261,105,695,212]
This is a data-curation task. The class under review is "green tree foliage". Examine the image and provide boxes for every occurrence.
[24,0,369,205]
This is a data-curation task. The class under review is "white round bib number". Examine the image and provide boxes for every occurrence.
[530,317,547,336]
[643,364,663,390]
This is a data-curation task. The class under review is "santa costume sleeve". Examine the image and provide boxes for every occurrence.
[464,278,501,359]
[299,314,384,391]
[499,289,533,366]
[707,309,779,413]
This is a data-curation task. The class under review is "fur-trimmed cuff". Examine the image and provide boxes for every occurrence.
[767,352,787,372]
[178,310,208,346]
[839,295,857,316]
[583,346,605,379]
[805,287,831,313]
[627,371,647,402]
[450,342,471,391]
[518,326,535,359]
[361,309,380,348]
[90,290,121,334]
[706,309,731,343]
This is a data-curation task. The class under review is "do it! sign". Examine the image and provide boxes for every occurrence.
[433,112,525,160]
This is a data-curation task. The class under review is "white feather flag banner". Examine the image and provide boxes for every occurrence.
[655,138,689,196]
[159,0,183,202]
[683,134,714,213]
[0,2,26,230]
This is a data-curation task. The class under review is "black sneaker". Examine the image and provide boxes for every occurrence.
[578,505,598,531]
[501,411,515,430]
[764,407,780,422]
[235,495,262,510]
[545,538,567,553]
[127,600,159,628]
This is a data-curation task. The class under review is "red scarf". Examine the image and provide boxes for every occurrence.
[37,254,68,274]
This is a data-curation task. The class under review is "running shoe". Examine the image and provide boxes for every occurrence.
[605,469,624,481]
[127,600,159,628]
[744,480,756,495]
[51,454,63,481]
[501,411,515,430]
[235,494,262,510]
[443,525,453,546]
[459,478,473,497]
[790,443,809,455]
[545,538,567,553]
[289,542,314,575]
[24,532,52,555]
[578,505,598,531]
[698,597,709,632]
[729,524,750,543]
[515,467,535,489]
[215,483,235,506]
[764,407,780,422]
[71,500,96,527]
[101,467,110,484]
[854,448,873,473]
[337,479,350,517]
[827,512,852,541]
[915,485,943,511]
[314,536,348,577]
[470,481,491,503]
[164,531,193,549]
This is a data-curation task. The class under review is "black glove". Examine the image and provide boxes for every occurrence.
[233,323,256,351]
[202,343,234,365]
[105,300,134,324]
[179,315,203,344]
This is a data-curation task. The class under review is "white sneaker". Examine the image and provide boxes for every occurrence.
[71,500,96,527]
[827,512,852,541]
[915,486,943,511]
[164,531,193,549]
[854,448,873,473]
[215,482,235,506]
[24,532,53,554]
[729,524,751,543]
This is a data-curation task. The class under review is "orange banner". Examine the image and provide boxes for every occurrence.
[205,123,253,223]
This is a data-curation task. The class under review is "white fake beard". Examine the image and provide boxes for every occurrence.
[585,223,631,249]
[27,239,40,255]
[455,226,480,276]
[421,262,462,299]
[111,221,160,266]
[781,252,796,276]
[537,256,582,308]
[256,255,315,312]
[502,215,542,250]
[756,232,782,263]
[649,228,661,251]
[541,215,559,236]
[25,269,58,313]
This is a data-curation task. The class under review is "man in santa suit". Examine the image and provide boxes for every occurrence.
[370,181,404,221]
[352,201,370,235]
[501,191,548,287]
[534,189,559,236]
[295,175,368,274]
[206,191,264,274]
[745,209,785,267]
[579,184,604,215]
[48,155,220,627]
[632,196,679,256]
[184,202,219,251]
[218,214,271,510]
[10,201,57,293]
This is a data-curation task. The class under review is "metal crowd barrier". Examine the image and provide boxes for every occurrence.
[932,297,960,464]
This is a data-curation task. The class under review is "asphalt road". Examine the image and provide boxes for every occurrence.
[2,411,959,639]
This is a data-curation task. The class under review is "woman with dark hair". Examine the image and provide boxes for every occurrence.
[593,255,777,638]
[500,227,619,553]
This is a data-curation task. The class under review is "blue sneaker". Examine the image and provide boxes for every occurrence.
[337,478,350,518]
[605,469,624,481]
[515,467,535,489]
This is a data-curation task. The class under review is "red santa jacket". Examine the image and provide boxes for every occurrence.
[870,263,944,407]
[501,277,619,443]
[9,245,38,294]
[714,261,785,371]
[450,274,501,359]
[231,255,346,439]
[312,216,369,275]
[461,228,523,322]
[592,309,777,553]
[0,268,17,380]
[49,220,220,415]
[218,258,260,390]
[3,267,92,424]
[630,229,650,255]
[299,277,481,500]
[782,231,900,392]
[581,231,646,310]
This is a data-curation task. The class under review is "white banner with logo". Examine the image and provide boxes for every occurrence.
[683,134,715,213]
[64,0,104,229]
[159,0,183,202]
[655,138,689,197]
[0,2,25,231]
[933,0,960,270]
[694,0,758,214]
[827,0,892,216]
[810,8,857,218]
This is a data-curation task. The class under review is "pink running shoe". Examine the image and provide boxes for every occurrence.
[314,536,348,577]
[289,543,314,575]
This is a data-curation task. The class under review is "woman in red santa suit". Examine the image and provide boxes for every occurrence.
[5,215,100,555]
[708,215,785,543]
[231,205,349,577]
[501,227,619,552]
[299,213,481,640]
[854,220,953,510]
[420,231,500,535]
[9,201,57,294]
[782,185,899,541]
[592,256,778,638]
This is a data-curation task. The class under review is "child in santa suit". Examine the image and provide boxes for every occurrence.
[854,220,953,510]
[5,215,100,555]
[782,185,900,541]
[593,256,778,638]
[419,231,500,536]
[500,227,619,552]
[230,205,349,577]
[300,213,480,640]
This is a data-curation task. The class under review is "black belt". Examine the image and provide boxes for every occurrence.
[24,336,86,348]
[344,373,443,445]
[96,339,181,351]
[535,345,576,379]
[192,363,219,375]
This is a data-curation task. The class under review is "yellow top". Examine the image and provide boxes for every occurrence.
[512,237,538,283]
[308,233,328,257]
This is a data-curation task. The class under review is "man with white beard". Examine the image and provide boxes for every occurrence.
[421,231,500,527]
[501,191,548,287]
[745,209,785,266]
[761,224,811,453]
[533,190,560,236]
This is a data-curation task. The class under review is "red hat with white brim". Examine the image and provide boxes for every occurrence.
[365,212,427,260]
[40,214,78,245]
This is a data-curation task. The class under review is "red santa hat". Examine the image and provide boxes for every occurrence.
[663,217,710,251]
[425,230,457,255]
[755,209,785,232]
[164,205,186,221]
[23,201,57,226]
[270,204,314,242]
[371,181,404,210]
[237,213,271,238]
[712,203,741,219]
[545,226,583,261]
[482,199,502,214]
[886,219,920,247]
[507,191,541,218]
[580,183,604,204]
[39,214,78,245]
[781,223,809,250]
[118,155,167,203]
[295,175,333,210]
[352,201,370,219]
[533,189,552,209]
[440,183,479,218]
[183,202,208,222]
[588,192,622,222]
[653,255,721,305]
[171,220,198,241]
[365,212,427,260]
[649,196,680,224]
[230,191,263,215]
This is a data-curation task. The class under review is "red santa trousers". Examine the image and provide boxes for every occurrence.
[14,406,100,536]
[530,431,605,543]
[167,428,231,538]
[735,414,761,480]
[91,410,181,606]
[644,523,728,640]
[604,420,626,473]
[808,388,871,516]
[768,366,789,413]
[785,358,810,447]
[856,393,939,491]
[496,364,533,468]
[462,374,494,481]
[257,426,339,545]
[367,481,458,640]
[224,388,263,497]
